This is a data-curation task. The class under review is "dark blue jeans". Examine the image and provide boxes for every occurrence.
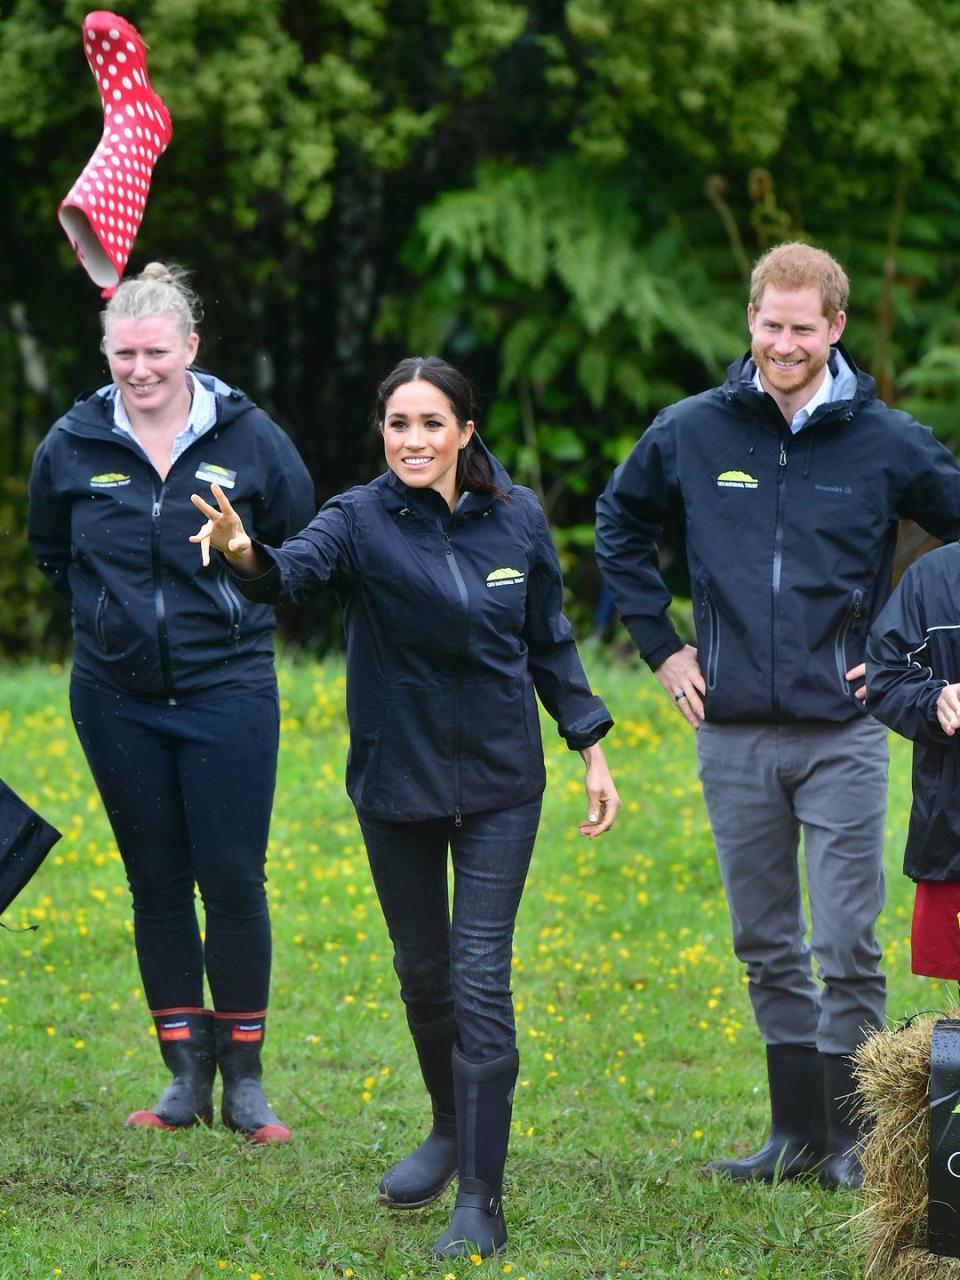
[70,678,279,1013]
[358,797,542,1062]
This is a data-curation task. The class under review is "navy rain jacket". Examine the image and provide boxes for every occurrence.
[28,374,316,702]
[234,444,613,821]
[596,347,960,724]
[867,543,960,881]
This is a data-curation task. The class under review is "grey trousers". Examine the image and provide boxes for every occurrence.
[695,717,888,1056]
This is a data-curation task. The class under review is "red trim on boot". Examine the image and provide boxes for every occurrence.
[158,1025,191,1042]
[214,1010,267,1042]
[248,1123,293,1145]
[125,1109,176,1130]
[152,1009,212,1042]
[150,1006,211,1016]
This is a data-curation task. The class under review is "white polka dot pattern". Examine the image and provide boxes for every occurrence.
[58,10,173,292]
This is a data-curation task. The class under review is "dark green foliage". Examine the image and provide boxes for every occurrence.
[4,0,960,656]
[0,476,70,658]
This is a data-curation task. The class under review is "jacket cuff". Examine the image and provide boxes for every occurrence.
[643,632,685,673]
[562,706,614,751]
[226,543,283,603]
[923,683,954,744]
[618,612,683,672]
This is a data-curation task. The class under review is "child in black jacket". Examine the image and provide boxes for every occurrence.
[866,542,960,983]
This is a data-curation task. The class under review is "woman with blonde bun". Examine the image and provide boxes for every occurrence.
[28,263,315,1143]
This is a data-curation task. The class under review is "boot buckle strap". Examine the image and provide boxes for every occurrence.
[455,1182,504,1213]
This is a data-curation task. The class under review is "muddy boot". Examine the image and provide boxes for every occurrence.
[379,1011,459,1208]
[126,1008,215,1130]
[706,1044,825,1182]
[432,1046,518,1260]
[215,1012,292,1144]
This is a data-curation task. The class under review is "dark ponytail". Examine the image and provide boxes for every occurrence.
[374,356,507,499]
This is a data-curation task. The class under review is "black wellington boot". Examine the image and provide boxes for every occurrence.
[819,1052,865,1190]
[126,1008,215,1130]
[379,1011,459,1208]
[431,1045,519,1260]
[707,1044,826,1183]
[215,1012,292,1144]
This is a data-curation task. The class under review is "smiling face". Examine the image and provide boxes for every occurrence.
[748,285,845,417]
[381,379,475,508]
[103,312,198,420]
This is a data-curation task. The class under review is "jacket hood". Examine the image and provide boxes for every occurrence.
[58,370,257,436]
[723,343,874,418]
[470,431,513,490]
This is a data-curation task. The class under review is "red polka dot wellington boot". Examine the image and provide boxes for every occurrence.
[59,11,173,293]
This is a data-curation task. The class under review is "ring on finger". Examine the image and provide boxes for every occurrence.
[674,691,687,702]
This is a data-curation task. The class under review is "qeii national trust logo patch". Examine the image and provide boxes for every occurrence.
[486,567,526,588]
[716,470,758,489]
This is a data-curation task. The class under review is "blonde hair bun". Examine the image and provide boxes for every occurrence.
[140,262,176,284]
[101,261,203,337]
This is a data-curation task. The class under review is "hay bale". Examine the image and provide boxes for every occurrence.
[853,1016,960,1278]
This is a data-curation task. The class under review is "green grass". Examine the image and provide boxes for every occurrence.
[0,655,949,1280]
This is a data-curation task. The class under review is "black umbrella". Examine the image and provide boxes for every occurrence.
[0,779,61,918]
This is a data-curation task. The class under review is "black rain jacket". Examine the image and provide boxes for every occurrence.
[866,543,960,880]
[234,444,613,821]
[28,374,315,702]
[595,347,960,724]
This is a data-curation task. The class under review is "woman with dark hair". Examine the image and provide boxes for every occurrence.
[191,356,619,1258]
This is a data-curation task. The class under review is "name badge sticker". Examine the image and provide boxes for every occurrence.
[195,463,237,489]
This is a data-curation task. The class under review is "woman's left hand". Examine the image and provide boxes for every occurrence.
[578,743,620,839]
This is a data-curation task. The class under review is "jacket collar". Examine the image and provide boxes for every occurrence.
[723,342,875,424]
[57,368,252,438]
[378,432,513,517]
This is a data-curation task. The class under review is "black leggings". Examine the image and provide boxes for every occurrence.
[70,679,279,1012]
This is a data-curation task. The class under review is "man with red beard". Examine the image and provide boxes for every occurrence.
[596,242,960,1189]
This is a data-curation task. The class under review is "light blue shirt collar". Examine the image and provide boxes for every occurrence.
[753,362,834,434]
[111,370,217,462]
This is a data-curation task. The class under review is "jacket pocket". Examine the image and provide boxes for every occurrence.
[696,583,720,691]
[365,680,454,817]
[461,674,543,801]
[215,566,245,644]
[835,589,864,696]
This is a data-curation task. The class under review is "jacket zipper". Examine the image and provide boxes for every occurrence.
[698,584,720,690]
[835,589,864,696]
[147,435,231,702]
[770,438,788,716]
[94,586,108,652]
[441,521,470,826]
[150,481,177,704]
[215,565,244,643]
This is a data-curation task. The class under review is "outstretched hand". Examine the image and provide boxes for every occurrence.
[190,483,252,567]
